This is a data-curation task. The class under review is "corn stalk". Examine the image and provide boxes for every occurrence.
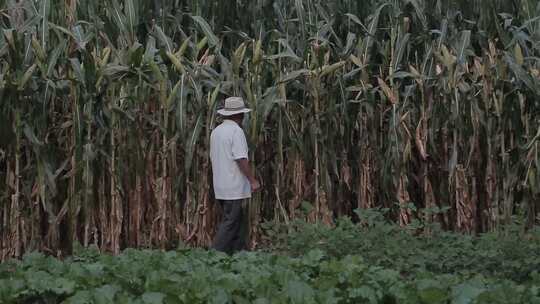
[0,0,539,259]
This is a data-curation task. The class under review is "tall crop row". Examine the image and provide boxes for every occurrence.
[0,0,539,259]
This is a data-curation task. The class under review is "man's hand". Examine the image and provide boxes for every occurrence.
[250,178,261,192]
[236,158,261,193]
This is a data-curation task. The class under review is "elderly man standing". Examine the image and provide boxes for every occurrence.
[210,96,261,254]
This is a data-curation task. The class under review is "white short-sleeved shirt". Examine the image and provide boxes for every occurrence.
[210,120,251,200]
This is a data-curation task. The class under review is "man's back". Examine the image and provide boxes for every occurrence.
[210,120,251,200]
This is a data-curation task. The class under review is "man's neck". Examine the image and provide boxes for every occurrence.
[224,119,243,129]
[225,118,241,124]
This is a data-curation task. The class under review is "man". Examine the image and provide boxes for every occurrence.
[210,96,261,254]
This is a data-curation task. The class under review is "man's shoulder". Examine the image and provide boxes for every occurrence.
[211,122,241,139]
[212,122,228,133]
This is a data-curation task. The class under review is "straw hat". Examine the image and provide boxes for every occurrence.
[217,97,251,116]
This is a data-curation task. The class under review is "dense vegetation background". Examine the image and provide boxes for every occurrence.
[0,0,539,260]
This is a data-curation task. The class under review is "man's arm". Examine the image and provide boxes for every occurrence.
[235,158,261,192]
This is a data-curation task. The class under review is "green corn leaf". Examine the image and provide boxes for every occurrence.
[47,40,66,77]
[144,36,158,63]
[345,13,369,32]
[363,3,390,61]
[23,124,43,146]
[393,33,410,71]
[265,39,301,62]
[111,0,127,35]
[232,42,247,75]
[166,51,185,74]
[191,15,219,47]
[406,0,427,30]
[457,30,471,64]
[185,114,203,175]
[514,43,524,65]
[166,79,183,110]
[319,61,346,77]
[279,69,311,83]
[154,25,172,53]
[176,37,192,58]
[40,0,50,49]
[18,64,37,90]
[125,0,138,32]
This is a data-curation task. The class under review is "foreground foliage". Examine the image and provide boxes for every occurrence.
[1,247,540,304]
[266,210,540,283]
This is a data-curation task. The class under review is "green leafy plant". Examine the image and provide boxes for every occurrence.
[2,248,540,304]
[267,209,540,283]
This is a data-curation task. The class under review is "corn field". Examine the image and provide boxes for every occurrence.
[0,0,539,260]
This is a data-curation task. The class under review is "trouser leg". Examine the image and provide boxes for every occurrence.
[231,202,247,252]
[212,200,243,254]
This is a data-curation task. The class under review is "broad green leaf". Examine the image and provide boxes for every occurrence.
[451,283,485,304]
[65,290,93,304]
[417,279,448,303]
[51,278,76,295]
[25,270,53,293]
[142,292,166,304]
[285,281,314,302]
[93,285,120,304]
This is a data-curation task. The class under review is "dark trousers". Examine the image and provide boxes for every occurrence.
[212,199,246,254]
